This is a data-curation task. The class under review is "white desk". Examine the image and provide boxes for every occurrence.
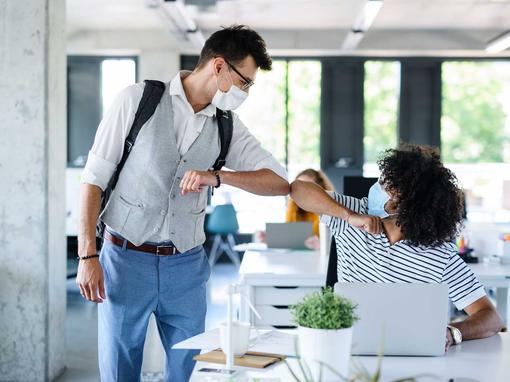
[238,250,328,327]
[239,250,510,327]
[190,332,510,382]
[467,261,510,324]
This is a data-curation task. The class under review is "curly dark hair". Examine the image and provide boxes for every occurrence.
[377,144,464,247]
[196,25,272,70]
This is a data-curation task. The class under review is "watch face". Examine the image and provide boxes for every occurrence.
[449,326,462,344]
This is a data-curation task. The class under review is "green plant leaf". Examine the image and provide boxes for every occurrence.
[289,287,359,330]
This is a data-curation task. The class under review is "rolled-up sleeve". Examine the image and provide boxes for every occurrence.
[81,152,117,191]
[224,113,288,180]
[320,192,366,236]
[442,251,487,311]
[81,83,143,191]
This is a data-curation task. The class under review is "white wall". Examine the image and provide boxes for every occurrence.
[67,29,182,81]
[139,50,180,82]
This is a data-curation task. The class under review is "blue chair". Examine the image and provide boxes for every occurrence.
[206,204,240,266]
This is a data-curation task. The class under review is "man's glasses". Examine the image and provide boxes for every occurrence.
[224,59,254,91]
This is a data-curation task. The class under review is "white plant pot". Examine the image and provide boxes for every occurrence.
[297,325,353,381]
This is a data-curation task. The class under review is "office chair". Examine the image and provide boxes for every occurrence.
[326,239,338,288]
[206,204,241,266]
[325,176,376,288]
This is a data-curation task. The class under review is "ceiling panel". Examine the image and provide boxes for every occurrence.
[66,0,164,33]
[65,0,510,52]
[189,0,364,30]
[374,0,510,29]
[66,0,510,32]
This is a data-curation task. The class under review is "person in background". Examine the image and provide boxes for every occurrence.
[291,144,504,351]
[286,169,334,250]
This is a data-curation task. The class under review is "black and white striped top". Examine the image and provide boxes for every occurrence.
[321,192,486,310]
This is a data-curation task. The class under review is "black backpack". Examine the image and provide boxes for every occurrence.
[96,79,233,238]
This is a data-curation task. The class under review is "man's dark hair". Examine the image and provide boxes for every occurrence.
[378,144,464,247]
[196,25,272,70]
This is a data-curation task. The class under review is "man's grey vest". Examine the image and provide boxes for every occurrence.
[101,82,221,251]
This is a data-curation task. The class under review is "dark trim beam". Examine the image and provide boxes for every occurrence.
[320,58,365,192]
[399,59,442,149]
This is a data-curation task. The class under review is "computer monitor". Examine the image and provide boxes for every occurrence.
[343,176,378,199]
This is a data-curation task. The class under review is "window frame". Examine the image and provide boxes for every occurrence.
[67,55,138,167]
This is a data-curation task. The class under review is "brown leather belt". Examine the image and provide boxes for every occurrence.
[104,230,181,256]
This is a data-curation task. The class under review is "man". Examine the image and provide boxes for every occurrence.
[77,25,289,381]
[290,144,503,351]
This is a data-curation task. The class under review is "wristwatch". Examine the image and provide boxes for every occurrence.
[213,170,221,188]
[447,325,463,345]
[210,170,221,195]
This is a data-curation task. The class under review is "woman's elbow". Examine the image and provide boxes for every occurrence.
[493,312,505,334]
[290,179,306,198]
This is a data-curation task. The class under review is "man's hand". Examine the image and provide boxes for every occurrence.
[445,327,454,352]
[348,213,382,234]
[76,258,106,303]
[179,170,217,195]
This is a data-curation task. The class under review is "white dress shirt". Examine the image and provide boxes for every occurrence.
[81,71,287,190]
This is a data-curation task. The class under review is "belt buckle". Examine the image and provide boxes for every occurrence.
[156,245,174,256]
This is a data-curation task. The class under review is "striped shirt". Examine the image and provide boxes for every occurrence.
[321,192,486,311]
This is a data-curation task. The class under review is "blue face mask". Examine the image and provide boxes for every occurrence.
[368,181,396,219]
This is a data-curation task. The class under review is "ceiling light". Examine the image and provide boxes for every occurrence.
[342,31,365,50]
[486,31,510,54]
[352,0,383,32]
[342,0,383,50]
[156,0,205,49]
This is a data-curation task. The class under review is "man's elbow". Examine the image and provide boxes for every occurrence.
[276,177,290,196]
[264,169,289,195]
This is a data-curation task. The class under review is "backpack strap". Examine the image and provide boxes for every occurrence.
[97,79,165,238]
[116,80,166,179]
[212,108,233,171]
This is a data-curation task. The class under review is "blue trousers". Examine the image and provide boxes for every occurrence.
[98,234,210,382]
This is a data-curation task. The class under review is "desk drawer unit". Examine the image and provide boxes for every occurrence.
[253,286,321,328]
[254,286,320,306]
[255,305,294,327]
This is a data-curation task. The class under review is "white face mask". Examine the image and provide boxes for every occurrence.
[211,68,248,111]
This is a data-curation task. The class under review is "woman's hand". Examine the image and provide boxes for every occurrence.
[347,213,382,235]
[445,327,454,352]
[304,235,320,251]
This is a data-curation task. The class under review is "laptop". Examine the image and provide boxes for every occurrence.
[334,283,449,356]
[265,222,313,250]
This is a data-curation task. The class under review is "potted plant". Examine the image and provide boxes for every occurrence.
[290,287,358,381]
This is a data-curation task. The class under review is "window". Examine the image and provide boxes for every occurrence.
[363,61,400,177]
[101,59,137,116]
[213,60,322,233]
[66,56,137,236]
[234,61,287,164]
[235,60,322,177]
[67,56,137,166]
[442,61,510,222]
[287,61,322,177]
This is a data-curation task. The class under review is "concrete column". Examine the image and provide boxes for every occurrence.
[0,0,67,381]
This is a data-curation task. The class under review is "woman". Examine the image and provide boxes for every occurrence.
[290,144,503,351]
[286,169,334,237]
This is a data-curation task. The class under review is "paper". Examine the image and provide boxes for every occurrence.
[173,328,297,357]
